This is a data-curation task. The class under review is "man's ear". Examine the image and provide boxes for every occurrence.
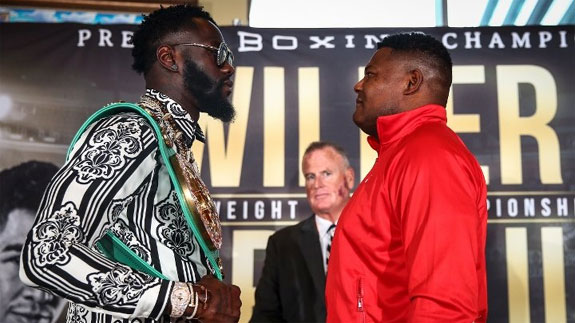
[157,45,178,72]
[404,68,423,95]
[345,167,355,190]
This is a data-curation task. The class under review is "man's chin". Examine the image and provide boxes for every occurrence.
[208,109,235,123]
[196,88,236,122]
[206,102,236,123]
[353,118,376,137]
[311,203,335,214]
[352,113,364,129]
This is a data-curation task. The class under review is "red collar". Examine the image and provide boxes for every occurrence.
[367,104,447,152]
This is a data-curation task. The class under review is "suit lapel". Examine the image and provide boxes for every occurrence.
[298,215,326,294]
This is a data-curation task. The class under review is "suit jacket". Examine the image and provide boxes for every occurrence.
[251,215,326,323]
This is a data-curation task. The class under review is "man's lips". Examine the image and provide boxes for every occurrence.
[222,79,233,95]
[314,192,330,199]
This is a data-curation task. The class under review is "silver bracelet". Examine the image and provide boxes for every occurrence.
[184,285,199,320]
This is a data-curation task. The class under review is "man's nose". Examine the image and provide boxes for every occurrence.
[221,61,235,76]
[313,176,324,188]
[354,79,364,92]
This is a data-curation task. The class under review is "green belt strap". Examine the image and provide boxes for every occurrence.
[67,102,222,281]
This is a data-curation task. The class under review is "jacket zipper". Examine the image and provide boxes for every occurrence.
[357,278,365,323]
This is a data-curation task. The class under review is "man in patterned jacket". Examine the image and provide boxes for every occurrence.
[20,5,241,322]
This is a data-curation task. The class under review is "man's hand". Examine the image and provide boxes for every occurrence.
[192,275,241,322]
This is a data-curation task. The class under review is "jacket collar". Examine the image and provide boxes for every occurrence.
[142,88,206,144]
[367,104,447,153]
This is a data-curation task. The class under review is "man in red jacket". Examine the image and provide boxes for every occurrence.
[325,32,488,322]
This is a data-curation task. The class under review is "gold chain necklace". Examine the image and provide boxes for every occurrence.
[139,96,223,253]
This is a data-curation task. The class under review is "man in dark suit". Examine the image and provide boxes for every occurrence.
[251,141,355,322]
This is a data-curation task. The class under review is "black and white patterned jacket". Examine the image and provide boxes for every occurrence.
[19,89,213,322]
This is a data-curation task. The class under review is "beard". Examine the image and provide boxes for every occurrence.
[183,59,236,123]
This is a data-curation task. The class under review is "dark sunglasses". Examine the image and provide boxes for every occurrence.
[174,42,234,67]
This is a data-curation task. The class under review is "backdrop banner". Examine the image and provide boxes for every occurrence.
[0,23,573,323]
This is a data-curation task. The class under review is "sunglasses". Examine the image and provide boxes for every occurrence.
[174,42,234,67]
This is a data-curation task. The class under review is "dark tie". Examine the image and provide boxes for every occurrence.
[326,224,336,267]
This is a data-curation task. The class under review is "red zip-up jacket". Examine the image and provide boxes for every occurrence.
[326,105,487,322]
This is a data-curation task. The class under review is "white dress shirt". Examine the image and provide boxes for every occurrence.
[314,215,336,273]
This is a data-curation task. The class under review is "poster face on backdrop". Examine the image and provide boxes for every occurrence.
[0,23,573,322]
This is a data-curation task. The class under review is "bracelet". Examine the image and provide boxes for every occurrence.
[193,283,209,310]
[169,282,191,318]
[184,286,199,320]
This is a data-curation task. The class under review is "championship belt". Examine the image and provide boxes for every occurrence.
[67,100,224,280]
[139,95,223,251]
